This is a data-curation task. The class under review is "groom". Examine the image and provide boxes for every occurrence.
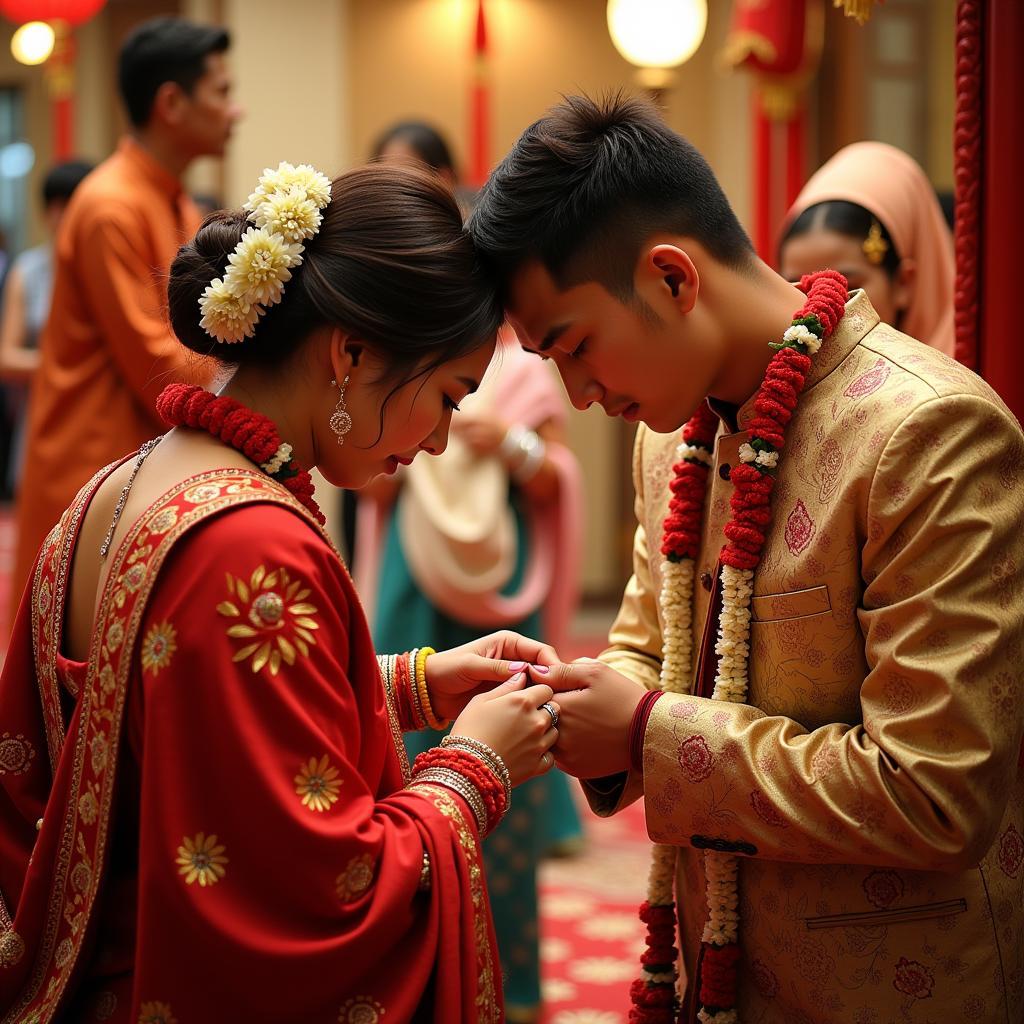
[470,94,1024,1023]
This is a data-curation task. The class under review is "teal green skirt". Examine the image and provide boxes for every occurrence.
[373,498,582,1014]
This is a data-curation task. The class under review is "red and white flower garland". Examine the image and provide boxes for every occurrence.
[630,270,849,1024]
[156,383,326,525]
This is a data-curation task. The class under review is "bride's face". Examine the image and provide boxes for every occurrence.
[319,339,495,488]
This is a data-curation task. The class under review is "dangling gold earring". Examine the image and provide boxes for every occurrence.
[329,375,353,445]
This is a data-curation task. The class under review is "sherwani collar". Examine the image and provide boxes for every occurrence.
[731,288,880,433]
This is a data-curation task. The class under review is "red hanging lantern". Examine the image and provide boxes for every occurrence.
[0,1,106,26]
[722,0,823,261]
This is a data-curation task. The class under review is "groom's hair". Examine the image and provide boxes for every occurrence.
[469,93,755,303]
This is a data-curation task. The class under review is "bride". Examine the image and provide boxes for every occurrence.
[0,160,559,1023]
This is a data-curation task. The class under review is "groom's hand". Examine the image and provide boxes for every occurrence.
[425,630,560,720]
[527,659,645,778]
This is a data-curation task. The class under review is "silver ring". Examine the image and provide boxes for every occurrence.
[540,701,559,730]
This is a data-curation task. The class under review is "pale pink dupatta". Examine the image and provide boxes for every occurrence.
[355,334,582,650]
[781,141,956,357]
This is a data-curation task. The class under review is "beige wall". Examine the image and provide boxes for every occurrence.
[210,0,352,206]
[348,0,750,219]
[927,0,956,191]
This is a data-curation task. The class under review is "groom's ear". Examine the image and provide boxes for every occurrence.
[638,244,700,315]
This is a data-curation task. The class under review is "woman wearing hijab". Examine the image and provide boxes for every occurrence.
[779,141,956,357]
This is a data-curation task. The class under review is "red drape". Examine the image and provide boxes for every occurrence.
[0,468,501,1023]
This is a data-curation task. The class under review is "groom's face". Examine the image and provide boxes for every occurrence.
[505,259,717,433]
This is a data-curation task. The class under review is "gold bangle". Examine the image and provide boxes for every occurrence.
[415,646,448,730]
[413,768,489,835]
[407,649,426,729]
[442,735,512,804]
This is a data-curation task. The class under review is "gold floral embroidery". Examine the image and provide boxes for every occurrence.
[0,732,35,776]
[141,622,178,675]
[70,861,91,895]
[54,937,73,968]
[78,790,99,825]
[147,507,179,534]
[89,734,109,775]
[183,483,221,504]
[98,664,116,695]
[138,1001,178,1024]
[0,928,25,966]
[295,755,342,812]
[126,544,153,567]
[122,562,147,593]
[217,566,319,675]
[176,832,228,887]
[338,996,385,1023]
[335,854,375,902]
[104,620,125,652]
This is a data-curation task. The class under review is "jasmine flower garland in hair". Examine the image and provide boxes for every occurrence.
[198,162,332,344]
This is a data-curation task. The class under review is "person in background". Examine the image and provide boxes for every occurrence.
[10,16,242,608]
[779,141,955,357]
[0,160,93,496]
[191,192,223,218]
[360,120,585,1024]
[374,120,456,185]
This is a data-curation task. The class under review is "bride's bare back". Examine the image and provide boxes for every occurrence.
[64,429,255,663]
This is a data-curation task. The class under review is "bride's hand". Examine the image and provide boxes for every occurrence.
[425,630,560,720]
[451,674,557,786]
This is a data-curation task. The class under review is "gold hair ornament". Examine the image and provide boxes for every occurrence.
[862,219,889,265]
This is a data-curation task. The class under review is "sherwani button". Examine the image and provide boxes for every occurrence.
[699,571,713,591]
[719,463,731,480]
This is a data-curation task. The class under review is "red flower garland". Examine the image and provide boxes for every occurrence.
[156,383,326,525]
[632,270,849,1024]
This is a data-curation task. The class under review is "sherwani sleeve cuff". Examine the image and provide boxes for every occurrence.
[642,692,766,856]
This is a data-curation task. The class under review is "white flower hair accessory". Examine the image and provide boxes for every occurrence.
[198,161,332,343]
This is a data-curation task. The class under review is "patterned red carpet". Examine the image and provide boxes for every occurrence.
[0,506,650,1020]
[539,796,649,1023]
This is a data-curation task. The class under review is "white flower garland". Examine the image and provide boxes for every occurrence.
[198,162,332,344]
[782,323,821,353]
[260,442,293,476]
[657,472,756,1022]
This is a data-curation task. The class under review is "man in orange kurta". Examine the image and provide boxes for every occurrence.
[12,17,241,605]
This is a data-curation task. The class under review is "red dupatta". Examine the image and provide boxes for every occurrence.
[0,465,501,1023]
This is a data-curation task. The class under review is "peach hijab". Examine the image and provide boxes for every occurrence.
[782,142,955,357]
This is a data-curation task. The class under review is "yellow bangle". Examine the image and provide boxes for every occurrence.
[415,646,448,730]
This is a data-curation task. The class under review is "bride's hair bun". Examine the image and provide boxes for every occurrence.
[167,163,502,379]
[168,210,249,357]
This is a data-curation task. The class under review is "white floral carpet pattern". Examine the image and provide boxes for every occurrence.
[539,791,651,1023]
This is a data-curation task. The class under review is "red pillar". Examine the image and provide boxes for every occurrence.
[46,21,76,160]
[979,0,1024,421]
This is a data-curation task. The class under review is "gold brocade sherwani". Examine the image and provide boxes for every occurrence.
[585,291,1024,1024]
